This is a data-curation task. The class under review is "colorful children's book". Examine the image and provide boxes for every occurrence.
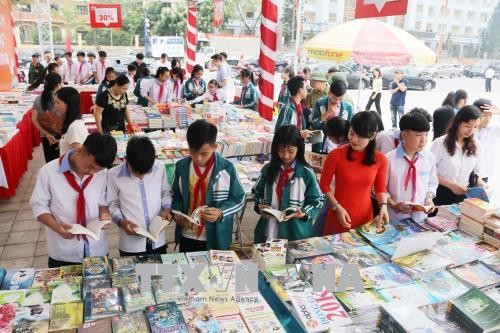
[0,303,16,332]
[356,222,400,245]
[22,286,52,306]
[424,216,457,232]
[376,283,439,307]
[111,257,137,274]
[133,216,172,243]
[235,292,273,318]
[0,268,34,290]
[333,245,386,268]
[287,237,333,262]
[466,186,490,202]
[185,251,210,264]
[321,230,367,249]
[334,289,384,312]
[432,242,485,266]
[379,302,443,332]
[390,218,431,236]
[179,302,222,333]
[145,302,189,333]
[209,250,241,264]
[111,311,149,333]
[261,207,300,222]
[393,251,453,278]
[417,270,470,302]
[82,276,112,299]
[172,206,205,226]
[243,313,286,333]
[401,201,435,213]
[440,228,479,244]
[84,288,123,321]
[217,314,249,333]
[78,317,112,333]
[121,283,155,313]
[12,304,50,333]
[67,220,111,241]
[83,257,109,277]
[0,290,26,305]
[448,261,500,289]
[51,278,82,304]
[49,302,84,331]
[360,262,413,290]
[31,268,60,287]
[137,254,162,264]
[110,274,138,289]
[160,253,188,265]
[59,265,83,279]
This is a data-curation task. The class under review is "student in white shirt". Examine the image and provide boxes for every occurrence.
[107,136,172,256]
[167,67,184,102]
[211,54,229,95]
[431,106,486,206]
[140,67,170,106]
[93,50,111,84]
[30,133,117,268]
[386,112,438,222]
[473,99,500,183]
[156,53,169,71]
[75,51,92,85]
[62,51,78,84]
[55,87,89,156]
[484,67,494,92]
[190,79,226,104]
[125,64,137,92]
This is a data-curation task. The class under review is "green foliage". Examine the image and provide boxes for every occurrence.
[481,1,500,58]
[282,0,294,47]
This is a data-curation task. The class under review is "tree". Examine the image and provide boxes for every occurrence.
[481,1,500,58]
[281,0,295,47]
[147,3,187,36]
[223,0,262,34]
[197,1,215,33]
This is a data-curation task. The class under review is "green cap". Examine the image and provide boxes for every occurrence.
[310,71,328,82]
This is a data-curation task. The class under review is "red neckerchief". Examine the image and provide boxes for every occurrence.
[173,80,179,97]
[279,83,285,97]
[78,61,84,78]
[404,155,419,202]
[59,154,93,241]
[292,99,303,130]
[276,166,294,210]
[394,138,400,148]
[100,59,106,78]
[157,80,165,102]
[192,154,215,238]
[211,92,218,101]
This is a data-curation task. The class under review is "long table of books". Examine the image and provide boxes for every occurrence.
[0,198,499,332]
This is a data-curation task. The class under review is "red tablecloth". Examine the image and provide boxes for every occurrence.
[0,110,41,199]
[80,91,96,114]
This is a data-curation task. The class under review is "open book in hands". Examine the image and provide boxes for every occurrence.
[133,216,172,242]
[261,207,300,222]
[401,201,435,213]
[68,220,111,241]
[172,206,206,226]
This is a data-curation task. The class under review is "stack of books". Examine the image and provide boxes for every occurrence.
[459,198,497,237]
[424,215,458,232]
[447,289,500,332]
[484,213,500,247]
[437,204,461,225]
[252,239,288,270]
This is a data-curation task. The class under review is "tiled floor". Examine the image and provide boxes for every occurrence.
[0,147,259,269]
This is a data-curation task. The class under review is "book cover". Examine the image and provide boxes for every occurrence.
[0,268,34,290]
[152,276,185,305]
[84,288,122,321]
[111,257,137,274]
[137,254,162,264]
[110,274,138,289]
[179,302,221,333]
[393,251,453,278]
[145,302,189,333]
[83,257,109,277]
[448,288,500,332]
[432,242,485,266]
[22,286,52,306]
[0,269,5,288]
[356,222,400,245]
[441,228,479,244]
[332,245,386,268]
[0,303,16,332]
[217,314,249,333]
[417,270,470,302]
[481,251,500,274]
[185,251,210,264]
[243,313,286,333]
[235,292,273,318]
[334,289,384,312]
[209,250,241,264]
[466,187,490,202]
[49,302,84,331]
[379,302,442,332]
[287,237,333,261]
[288,290,352,331]
[476,241,498,252]
[32,268,60,287]
[424,216,457,232]
[51,278,82,304]
[418,302,465,332]
[82,276,112,299]
[121,283,155,313]
[0,290,25,306]
[321,230,367,249]
[376,283,439,307]
[78,317,112,333]
[264,265,308,293]
[449,262,500,289]
[360,262,413,290]
[205,292,239,317]
[160,253,188,265]
[12,304,50,333]
[484,285,500,304]
[59,265,83,279]
[111,311,149,333]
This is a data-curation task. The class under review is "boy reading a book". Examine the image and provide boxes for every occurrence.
[172,120,246,252]
[386,112,438,222]
[107,136,172,256]
[30,133,117,268]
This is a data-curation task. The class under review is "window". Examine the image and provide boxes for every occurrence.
[417,4,423,13]
[451,25,460,34]
[75,5,88,15]
[426,23,434,32]
[246,12,254,19]
[415,21,422,30]
[428,7,435,16]
[454,10,462,20]
[17,4,31,12]
[465,27,473,36]
[329,13,337,22]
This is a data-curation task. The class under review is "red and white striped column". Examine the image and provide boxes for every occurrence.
[257,0,278,121]
[186,4,197,74]
[9,4,20,82]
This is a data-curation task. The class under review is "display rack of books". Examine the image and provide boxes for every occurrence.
[0,91,37,145]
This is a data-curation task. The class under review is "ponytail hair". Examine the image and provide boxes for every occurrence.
[155,66,169,79]
[207,79,219,88]
[241,68,255,85]
[41,73,62,111]
[191,64,204,79]
[172,67,184,84]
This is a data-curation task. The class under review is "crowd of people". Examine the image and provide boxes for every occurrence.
[27,48,500,268]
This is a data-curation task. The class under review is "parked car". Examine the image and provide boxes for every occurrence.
[468,60,500,78]
[453,64,464,77]
[310,63,371,89]
[381,66,436,91]
[107,56,136,75]
[247,57,290,72]
[421,64,461,79]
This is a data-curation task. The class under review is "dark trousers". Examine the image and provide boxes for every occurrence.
[486,78,492,92]
[179,236,207,253]
[365,92,382,115]
[119,243,168,257]
[48,257,82,268]
[434,185,466,206]
[41,137,59,163]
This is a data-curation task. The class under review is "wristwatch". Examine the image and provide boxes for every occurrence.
[331,202,339,211]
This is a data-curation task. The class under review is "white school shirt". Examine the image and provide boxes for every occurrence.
[107,161,172,253]
[485,68,495,79]
[476,123,500,180]
[386,145,438,222]
[62,61,78,84]
[376,128,401,154]
[191,89,226,104]
[30,152,109,263]
[92,59,111,84]
[166,79,184,102]
[140,78,169,103]
[430,135,479,187]
[76,61,92,84]
[125,73,136,92]
[59,120,89,157]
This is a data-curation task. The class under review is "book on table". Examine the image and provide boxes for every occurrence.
[133,216,172,242]
[68,220,111,241]
[172,206,206,226]
[261,207,300,222]
[401,201,435,213]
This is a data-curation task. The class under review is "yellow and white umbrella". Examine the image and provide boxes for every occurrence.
[304,19,436,66]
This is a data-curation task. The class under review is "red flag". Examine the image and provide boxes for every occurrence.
[355,0,408,19]
[213,0,224,28]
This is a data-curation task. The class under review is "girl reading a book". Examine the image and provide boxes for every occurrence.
[253,125,323,243]
[320,111,389,235]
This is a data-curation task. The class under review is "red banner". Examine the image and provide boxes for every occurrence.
[213,0,224,28]
[89,3,123,29]
[0,0,17,92]
[355,0,408,19]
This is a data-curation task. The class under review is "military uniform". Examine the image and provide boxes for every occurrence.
[29,62,45,85]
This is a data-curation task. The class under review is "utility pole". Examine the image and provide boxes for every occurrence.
[143,0,151,56]
[35,0,54,55]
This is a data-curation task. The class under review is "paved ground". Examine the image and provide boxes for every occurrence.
[0,76,498,269]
